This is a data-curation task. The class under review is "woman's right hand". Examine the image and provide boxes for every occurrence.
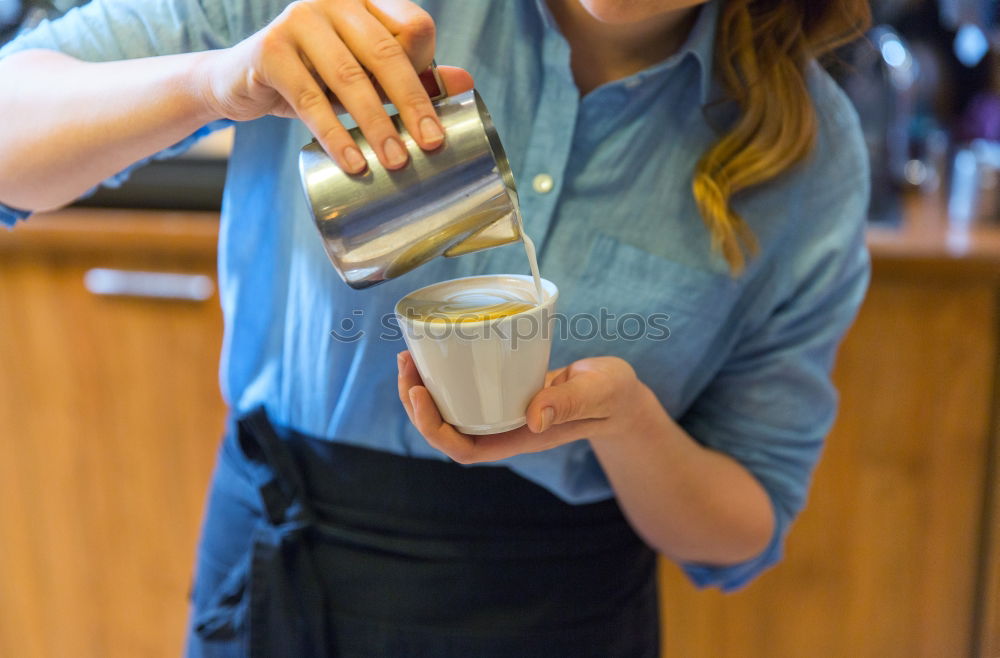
[197,0,474,173]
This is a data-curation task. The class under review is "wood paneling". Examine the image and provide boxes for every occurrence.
[979,343,1000,658]
[659,277,1000,658]
[0,214,225,657]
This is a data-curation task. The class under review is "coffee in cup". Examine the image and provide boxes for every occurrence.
[396,274,558,435]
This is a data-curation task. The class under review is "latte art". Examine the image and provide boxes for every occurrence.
[400,288,536,323]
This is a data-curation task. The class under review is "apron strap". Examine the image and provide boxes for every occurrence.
[236,406,333,657]
[238,407,316,527]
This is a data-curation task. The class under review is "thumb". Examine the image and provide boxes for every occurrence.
[526,373,610,433]
[435,65,474,96]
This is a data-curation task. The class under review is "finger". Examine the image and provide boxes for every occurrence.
[268,97,297,119]
[262,36,367,173]
[407,386,548,464]
[549,366,571,387]
[409,381,603,463]
[359,3,473,99]
[365,0,436,69]
[398,349,422,382]
[434,65,474,96]
[400,350,425,389]
[454,427,561,463]
[291,15,409,169]
[434,418,602,464]
[399,350,427,423]
[407,385,478,459]
[525,373,611,433]
[543,366,569,388]
[352,64,475,108]
[329,8,445,151]
[396,351,417,421]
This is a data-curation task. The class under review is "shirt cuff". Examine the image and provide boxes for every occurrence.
[679,496,788,592]
[1,202,32,227]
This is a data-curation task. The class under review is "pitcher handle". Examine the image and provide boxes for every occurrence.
[419,61,447,102]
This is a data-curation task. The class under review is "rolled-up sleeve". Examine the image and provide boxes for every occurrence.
[0,0,242,225]
[680,239,869,590]
[676,97,872,590]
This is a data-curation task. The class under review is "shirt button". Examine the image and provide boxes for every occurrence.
[532,173,554,194]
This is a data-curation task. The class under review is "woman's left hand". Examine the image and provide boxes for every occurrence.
[396,350,652,463]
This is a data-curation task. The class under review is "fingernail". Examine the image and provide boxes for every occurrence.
[397,352,404,370]
[419,116,443,145]
[383,137,408,168]
[539,407,554,432]
[343,146,366,173]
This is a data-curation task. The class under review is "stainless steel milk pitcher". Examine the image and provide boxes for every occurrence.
[298,88,521,289]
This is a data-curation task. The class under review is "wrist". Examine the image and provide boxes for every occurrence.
[183,50,226,125]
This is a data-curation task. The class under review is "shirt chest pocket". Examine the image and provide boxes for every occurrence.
[550,233,738,407]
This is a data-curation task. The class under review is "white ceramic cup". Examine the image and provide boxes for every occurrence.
[396,274,558,435]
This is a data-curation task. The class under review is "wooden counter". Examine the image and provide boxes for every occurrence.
[0,199,998,657]
[0,208,224,657]
[869,196,1000,657]
[0,207,219,257]
[868,194,1000,658]
[868,195,1000,282]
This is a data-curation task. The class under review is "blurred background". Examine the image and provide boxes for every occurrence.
[0,0,999,657]
[835,0,1000,230]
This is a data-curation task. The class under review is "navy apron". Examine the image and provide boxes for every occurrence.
[186,407,659,657]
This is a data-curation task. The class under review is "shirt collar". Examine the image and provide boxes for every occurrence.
[532,0,721,104]
[683,0,721,104]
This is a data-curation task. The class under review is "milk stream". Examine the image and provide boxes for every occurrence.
[511,196,544,305]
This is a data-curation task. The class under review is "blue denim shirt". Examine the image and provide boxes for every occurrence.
[0,0,870,590]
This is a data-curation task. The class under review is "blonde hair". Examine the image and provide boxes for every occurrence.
[693,0,872,273]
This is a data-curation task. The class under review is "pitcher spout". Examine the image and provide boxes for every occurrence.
[444,213,521,257]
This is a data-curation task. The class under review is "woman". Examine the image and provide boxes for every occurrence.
[0,0,872,655]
